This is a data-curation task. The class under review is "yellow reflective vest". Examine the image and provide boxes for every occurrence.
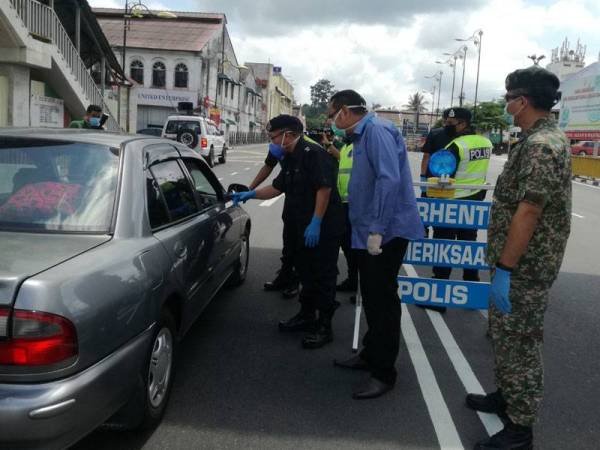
[337,143,353,203]
[445,134,492,198]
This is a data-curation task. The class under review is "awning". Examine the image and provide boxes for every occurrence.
[249,121,256,127]
[225,119,236,125]
[217,73,232,82]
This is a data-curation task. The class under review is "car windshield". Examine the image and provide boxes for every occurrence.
[0,138,120,233]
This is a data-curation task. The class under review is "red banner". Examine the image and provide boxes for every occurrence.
[565,130,600,140]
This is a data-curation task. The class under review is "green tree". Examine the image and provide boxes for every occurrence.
[473,100,509,131]
[403,92,429,131]
[310,79,335,110]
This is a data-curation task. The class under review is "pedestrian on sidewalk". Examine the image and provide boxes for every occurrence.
[328,90,423,399]
[467,66,571,450]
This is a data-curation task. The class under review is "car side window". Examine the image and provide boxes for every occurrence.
[149,160,198,223]
[146,171,170,229]
[182,159,220,210]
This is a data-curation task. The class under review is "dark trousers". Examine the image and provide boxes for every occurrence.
[432,226,480,281]
[279,218,298,282]
[358,237,409,385]
[294,228,341,315]
[339,203,358,285]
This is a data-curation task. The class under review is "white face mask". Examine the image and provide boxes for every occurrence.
[332,105,366,132]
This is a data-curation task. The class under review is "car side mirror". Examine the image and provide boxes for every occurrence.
[227,183,249,193]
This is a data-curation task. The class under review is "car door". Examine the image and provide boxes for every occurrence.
[145,144,219,329]
[180,157,239,288]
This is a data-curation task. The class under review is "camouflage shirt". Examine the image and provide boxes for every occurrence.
[487,117,572,284]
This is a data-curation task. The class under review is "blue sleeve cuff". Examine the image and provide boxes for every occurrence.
[369,224,386,235]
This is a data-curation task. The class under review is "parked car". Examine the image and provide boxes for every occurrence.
[0,129,251,449]
[162,115,227,167]
[571,140,600,156]
[136,127,163,137]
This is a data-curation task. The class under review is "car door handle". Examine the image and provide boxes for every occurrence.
[174,242,187,259]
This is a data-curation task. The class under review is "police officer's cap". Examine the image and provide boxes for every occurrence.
[266,115,304,133]
[443,107,471,122]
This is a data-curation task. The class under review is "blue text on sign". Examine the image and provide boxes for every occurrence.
[404,239,489,270]
[417,198,491,229]
[398,276,490,310]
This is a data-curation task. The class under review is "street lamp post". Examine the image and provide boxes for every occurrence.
[439,53,459,107]
[457,29,483,121]
[457,46,468,106]
[425,70,443,124]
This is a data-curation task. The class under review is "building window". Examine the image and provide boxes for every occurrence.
[231,84,234,100]
[130,60,144,84]
[225,82,229,99]
[174,63,188,88]
[152,61,166,88]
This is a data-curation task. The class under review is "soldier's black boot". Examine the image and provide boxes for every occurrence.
[474,421,533,450]
[264,270,294,291]
[278,309,316,332]
[466,390,508,419]
[301,303,338,349]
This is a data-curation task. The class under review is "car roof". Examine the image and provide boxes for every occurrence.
[0,128,153,147]
[166,115,206,122]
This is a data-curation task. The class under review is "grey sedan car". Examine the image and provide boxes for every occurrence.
[0,129,251,449]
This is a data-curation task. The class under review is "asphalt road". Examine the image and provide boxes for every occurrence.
[73,142,600,450]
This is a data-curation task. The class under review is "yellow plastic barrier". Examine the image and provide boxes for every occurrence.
[426,177,456,198]
[572,156,600,179]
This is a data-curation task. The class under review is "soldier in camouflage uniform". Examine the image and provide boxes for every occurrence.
[466,66,572,450]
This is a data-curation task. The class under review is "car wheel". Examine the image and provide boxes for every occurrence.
[219,146,227,164]
[207,148,215,168]
[226,230,249,287]
[177,128,198,149]
[138,309,176,430]
[579,151,587,156]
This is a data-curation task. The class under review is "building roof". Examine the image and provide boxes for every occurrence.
[94,8,224,52]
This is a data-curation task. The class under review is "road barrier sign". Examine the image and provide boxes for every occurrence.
[405,238,489,270]
[417,198,491,229]
[398,277,490,310]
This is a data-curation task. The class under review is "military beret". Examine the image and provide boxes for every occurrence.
[444,107,472,122]
[505,66,560,93]
[266,114,304,133]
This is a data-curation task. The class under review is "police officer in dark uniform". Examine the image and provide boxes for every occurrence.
[232,115,345,349]
[420,108,454,186]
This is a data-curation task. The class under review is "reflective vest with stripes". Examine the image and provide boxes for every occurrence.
[337,143,353,203]
[444,134,492,198]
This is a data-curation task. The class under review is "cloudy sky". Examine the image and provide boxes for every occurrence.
[91,0,600,110]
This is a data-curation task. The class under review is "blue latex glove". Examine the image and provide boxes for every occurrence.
[420,175,427,193]
[490,267,512,314]
[304,215,322,248]
[231,190,256,206]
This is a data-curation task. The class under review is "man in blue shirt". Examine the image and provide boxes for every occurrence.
[327,90,423,399]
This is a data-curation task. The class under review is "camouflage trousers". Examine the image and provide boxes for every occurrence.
[489,278,550,427]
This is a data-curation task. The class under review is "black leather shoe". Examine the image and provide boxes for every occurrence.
[466,390,508,419]
[416,304,447,313]
[278,312,316,332]
[333,355,369,371]
[474,422,533,450]
[264,271,295,291]
[302,325,333,349]
[352,377,393,400]
[336,278,357,292]
[281,283,299,299]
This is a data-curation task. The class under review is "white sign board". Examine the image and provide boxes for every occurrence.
[136,88,198,108]
[30,95,64,128]
[558,62,600,140]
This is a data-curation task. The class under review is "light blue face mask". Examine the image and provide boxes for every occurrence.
[88,116,101,128]
[268,142,285,161]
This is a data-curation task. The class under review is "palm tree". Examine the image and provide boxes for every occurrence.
[404,92,429,132]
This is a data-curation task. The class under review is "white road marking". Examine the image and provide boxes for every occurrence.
[245,167,251,170]
[572,180,600,190]
[425,310,504,437]
[404,263,418,278]
[571,213,585,219]
[230,172,238,176]
[218,177,224,181]
[259,194,283,207]
[402,304,464,449]
[479,309,489,319]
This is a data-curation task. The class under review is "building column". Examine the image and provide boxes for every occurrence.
[75,6,81,54]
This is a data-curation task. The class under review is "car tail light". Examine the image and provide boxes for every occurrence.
[201,137,208,148]
[0,308,78,366]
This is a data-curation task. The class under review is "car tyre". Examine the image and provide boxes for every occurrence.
[177,128,198,149]
[579,151,587,156]
[219,145,227,164]
[207,147,215,168]
[226,230,249,287]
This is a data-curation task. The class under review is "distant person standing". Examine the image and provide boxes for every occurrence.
[69,105,105,129]
[466,66,571,450]
[327,90,422,399]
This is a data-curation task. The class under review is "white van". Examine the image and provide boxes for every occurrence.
[162,115,228,167]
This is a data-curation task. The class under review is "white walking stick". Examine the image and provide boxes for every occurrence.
[352,273,362,352]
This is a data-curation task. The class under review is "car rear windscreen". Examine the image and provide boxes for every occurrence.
[0,138,120,233]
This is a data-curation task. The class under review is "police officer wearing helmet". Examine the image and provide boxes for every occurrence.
[429,107,493,289]
[466,67,571,450]
[231,114,345,349]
